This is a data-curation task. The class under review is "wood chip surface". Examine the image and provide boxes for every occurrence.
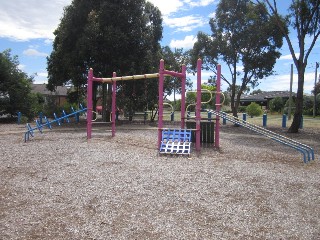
[1,122,319,239]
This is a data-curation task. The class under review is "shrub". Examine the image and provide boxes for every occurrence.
[246,102,262,117]
[269,97,284,113]
[238,106,247,113]
[20,115,29,124]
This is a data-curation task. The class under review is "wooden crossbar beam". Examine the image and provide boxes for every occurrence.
[93,73,166,83]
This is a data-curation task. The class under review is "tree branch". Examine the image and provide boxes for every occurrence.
[304,30,320,63]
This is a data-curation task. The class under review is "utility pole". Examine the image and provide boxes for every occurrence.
[313,62,319,118]
[288,64,293,120]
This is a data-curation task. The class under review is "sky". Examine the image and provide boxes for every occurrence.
[0,0,319,96]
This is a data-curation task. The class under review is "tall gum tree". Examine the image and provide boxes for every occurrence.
[47,0,163,113]
[191,0,283,117]
[255,0,320,133]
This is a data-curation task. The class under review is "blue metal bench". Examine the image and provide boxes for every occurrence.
[159,129,192,155]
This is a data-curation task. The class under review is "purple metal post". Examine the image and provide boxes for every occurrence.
[158,59,165,148]
[195,59,202,151]
[215,65,221,148]
[111,72,117,137]
[181,64,186,129]
[87,68,93,139]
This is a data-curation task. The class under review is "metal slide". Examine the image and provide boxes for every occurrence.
[210,110,315,163]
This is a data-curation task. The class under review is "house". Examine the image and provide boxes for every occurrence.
[31,84,69,107]
[240,91,296,109]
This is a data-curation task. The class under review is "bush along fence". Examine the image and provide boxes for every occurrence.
[24,104,87,142]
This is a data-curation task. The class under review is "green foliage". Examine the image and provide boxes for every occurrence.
[246,102,263,117]
[312,81,320,96]
[227,85,250,95]
[161,46,193,99]
[269,97,284,113]
[0,49,34,120]
[29,92,45,117]
[67,89,85,105]
[185,84,217,111]
[19,116,29,124]
[303,95,320,116]
[186,92,196,112]
[238,106,247,113]
[42,95,60,117]
[173,99,181,111]
[283,97,295,115]
[185,85,232,112]
[48,0,163,112]
[59,102,79,114]
[251,89,263,95]
[201,84,215,109]
[190,0,283,117]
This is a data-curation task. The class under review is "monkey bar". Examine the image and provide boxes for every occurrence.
[87,59,188,150]
[93,73,166,83]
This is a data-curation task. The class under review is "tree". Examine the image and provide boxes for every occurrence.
[190,0,283,118]
[160,47,193,104]
[269,96,284,113]
[251,89,263,95]
[312,81,320,96]
[47,0,163,113]
[0,49,34,119]
[227,85,251,95]
[303,95,315,115]
[255,0,320,132]
[246,102,263,117]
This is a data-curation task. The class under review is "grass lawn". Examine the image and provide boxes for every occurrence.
[238,113,320,129]
[162,111,320,129]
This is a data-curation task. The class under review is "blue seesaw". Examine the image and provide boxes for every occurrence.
[24,104,87,142]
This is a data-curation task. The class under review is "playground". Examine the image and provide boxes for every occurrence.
[0,120,319,239]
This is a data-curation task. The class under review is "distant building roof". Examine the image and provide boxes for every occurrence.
[31,84,68,96]
[240,91,296,102]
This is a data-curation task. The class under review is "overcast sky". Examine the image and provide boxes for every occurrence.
[0,0,319,94]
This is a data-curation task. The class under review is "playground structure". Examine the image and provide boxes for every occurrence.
[86,58,219,153]
[24,104,87,142]
[22,57,315,162]
[87,58,315,162]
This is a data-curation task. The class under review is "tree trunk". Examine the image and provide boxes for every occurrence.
[150,108,158,122]
[230,86,238,118]
[231,98,238,118]
[288,68,304,133]
[231,58,238,118]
